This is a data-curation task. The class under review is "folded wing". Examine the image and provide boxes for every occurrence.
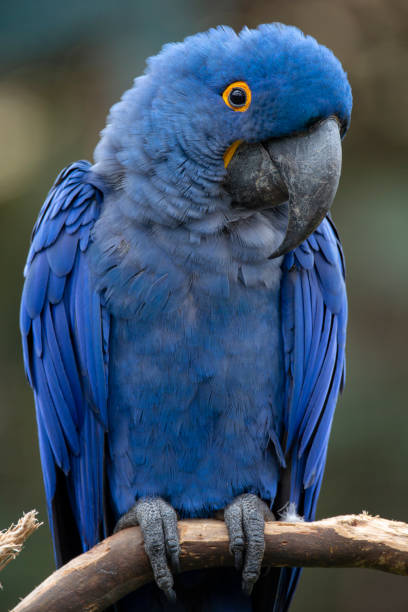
[20,161,110,565]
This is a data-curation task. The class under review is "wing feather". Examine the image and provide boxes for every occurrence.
[272,216,347,611]
[20,161,109,561]
[282,216,347,501]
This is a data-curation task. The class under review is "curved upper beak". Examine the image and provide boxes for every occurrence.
[224,117,342,258]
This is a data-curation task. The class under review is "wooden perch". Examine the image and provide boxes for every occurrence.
[0,511,42,573]
[13,513,408,612]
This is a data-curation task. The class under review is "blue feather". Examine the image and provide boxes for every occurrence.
[20,161,109,560]
[32,316,43,358]
[36,414,56,503]
[22,253,49,319]
[46,232,78,277]
[48,272,66,304]
[277,219,347,611]
[52,300,83,416]
[43,304,80,436]
[20,23,351,612]
[34,366,70,475]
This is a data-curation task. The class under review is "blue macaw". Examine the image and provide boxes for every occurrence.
[20,24,351,611]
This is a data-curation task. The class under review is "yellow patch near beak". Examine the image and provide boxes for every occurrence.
[223,140,243,168]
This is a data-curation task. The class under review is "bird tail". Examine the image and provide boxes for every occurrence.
[116,568,252,611]
[251,567,302,612]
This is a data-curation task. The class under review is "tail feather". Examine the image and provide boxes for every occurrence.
[116,569,252,611]
[251,567,300,612]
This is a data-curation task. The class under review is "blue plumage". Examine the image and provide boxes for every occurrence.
[21,23,351,611]
[21,162,109,555]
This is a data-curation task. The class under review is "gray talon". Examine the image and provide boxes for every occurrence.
[224,500,245,570]
[114,497,180,600]
[224,493,274,595]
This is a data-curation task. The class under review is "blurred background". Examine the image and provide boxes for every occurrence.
[1,0,407,610]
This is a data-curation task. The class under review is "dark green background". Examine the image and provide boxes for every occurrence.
[1,1,407,610]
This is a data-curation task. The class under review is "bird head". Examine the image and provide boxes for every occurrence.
[93,24,352,257]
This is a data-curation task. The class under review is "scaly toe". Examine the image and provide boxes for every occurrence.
[224,493,273,594]
[114,497,180,601]
[224,499,245,570]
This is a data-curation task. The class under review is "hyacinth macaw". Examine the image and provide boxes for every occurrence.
[20,24,352,611]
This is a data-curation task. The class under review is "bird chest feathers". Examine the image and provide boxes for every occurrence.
[89,209,287,516]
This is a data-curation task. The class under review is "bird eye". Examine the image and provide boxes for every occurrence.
[222,81,252,112]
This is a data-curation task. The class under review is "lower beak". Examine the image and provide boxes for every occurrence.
[224,117,342,258]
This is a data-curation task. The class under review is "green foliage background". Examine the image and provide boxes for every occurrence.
[1,1,407,609]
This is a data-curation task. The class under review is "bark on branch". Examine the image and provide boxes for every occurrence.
[13,513,408,612]
[0,511,42,574]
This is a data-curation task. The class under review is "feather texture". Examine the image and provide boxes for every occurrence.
[20,22,351,612]
[20,161,109,557]
[270,216,347,611]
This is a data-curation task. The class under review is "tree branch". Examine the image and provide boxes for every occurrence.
[13,513,408,612]
[0,511,42,574]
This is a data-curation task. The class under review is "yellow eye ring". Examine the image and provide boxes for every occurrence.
[222,81,252,112]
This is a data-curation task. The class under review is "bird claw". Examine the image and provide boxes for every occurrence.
[224,493,274,595]
[114,497,180,600]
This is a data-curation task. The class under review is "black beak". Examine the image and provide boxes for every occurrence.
[224,117,342,258]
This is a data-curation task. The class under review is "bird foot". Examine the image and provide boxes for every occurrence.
[114,497,180,601]
[224,493,274,595]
